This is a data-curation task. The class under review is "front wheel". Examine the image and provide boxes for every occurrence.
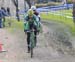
[30,31,35,58]
[31,47,33,58]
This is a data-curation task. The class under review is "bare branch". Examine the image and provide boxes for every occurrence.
[11,0,17,7]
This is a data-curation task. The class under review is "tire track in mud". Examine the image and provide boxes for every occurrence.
[42,20,75,56]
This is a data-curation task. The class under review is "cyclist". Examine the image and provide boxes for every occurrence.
[24,9,40,53]
[31,6,41,21]
[31,6,42,33]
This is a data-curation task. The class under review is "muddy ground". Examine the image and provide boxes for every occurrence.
[0,21,75,62]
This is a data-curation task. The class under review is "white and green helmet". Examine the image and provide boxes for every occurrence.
[31,6,36,10]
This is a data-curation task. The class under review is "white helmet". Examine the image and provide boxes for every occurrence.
[31,6,36,10]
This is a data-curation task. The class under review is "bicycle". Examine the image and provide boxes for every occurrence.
[27,30,36,58]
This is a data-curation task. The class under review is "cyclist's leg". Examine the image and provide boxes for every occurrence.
[34,31,37,46]
[27,32,30,53]
[33,25,37,46]
[26,23,32,53]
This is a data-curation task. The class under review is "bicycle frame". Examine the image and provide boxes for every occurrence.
[30,30,36,58]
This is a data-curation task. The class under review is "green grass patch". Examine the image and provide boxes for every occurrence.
[59,9,72,13]
[41,12,75,35]
[5,17,24,33]
[58,9,72,16]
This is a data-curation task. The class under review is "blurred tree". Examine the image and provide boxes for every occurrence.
[25,0,31,8]
[11,0,20,21]
[2,0,4,6]
[73,0,75,24]
[24,0,26,12]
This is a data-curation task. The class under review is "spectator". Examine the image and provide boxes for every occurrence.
[1,7,7,27]
[0,9,3,28]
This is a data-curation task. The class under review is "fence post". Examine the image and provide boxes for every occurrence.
[73,3,75,24]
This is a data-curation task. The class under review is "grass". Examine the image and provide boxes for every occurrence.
[40,9,75,35]
[5,17,24,33]
[58,9,72,16]
[59,9,72,13]
[54,10,72,16]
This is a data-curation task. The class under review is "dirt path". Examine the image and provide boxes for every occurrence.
[0,21,75,62]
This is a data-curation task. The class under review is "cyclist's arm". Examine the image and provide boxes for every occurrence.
[2,10,7,16]
[24,15,29,23]
[24,15,29,32]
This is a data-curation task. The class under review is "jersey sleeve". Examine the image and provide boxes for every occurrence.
[2,10,7,16]
[24,15,29,22]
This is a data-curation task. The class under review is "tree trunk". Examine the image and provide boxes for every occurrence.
[1,0,4,7]
[73,3,75,24]
[25,0,31,8]
[11,0,20,21]
[24,0,27,12]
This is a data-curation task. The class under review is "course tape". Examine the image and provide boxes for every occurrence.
[41,11,73,19]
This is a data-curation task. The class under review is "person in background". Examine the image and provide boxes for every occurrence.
[31,6,42,34]
[0,9,3,28]
[1,7,7,27]
[31,6,41,21]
